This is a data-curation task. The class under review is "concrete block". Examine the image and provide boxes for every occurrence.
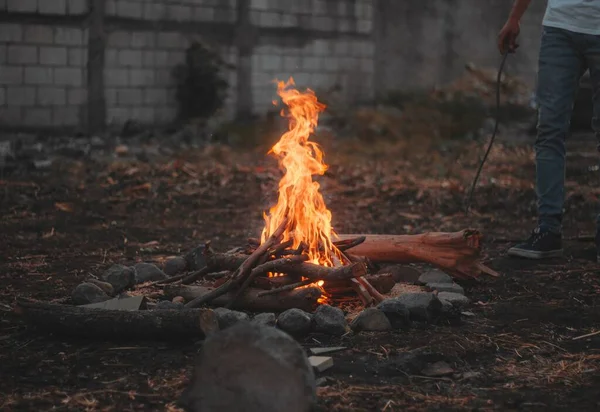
[144,88,167,105]
[68,88,87,105]
[323,57,339,72]
[0,66,23,85]
[105,0,116,15]
[40,47,68,66]
[314,16,335,31]
[154,51,169,67]
[259,11,279,27]
[7,45,37,65]
[0,107,22,126]
[333,40,349,56]
[37,86,67,106]
[118,49,143,67]
[0,45,5,65]
[117,1,143,18]
[360,58,374,73]
[168,4,192,21]
[55,27,83,45]
[108,31,131,48]
[0,0,6,11]
[142,51,155,66]
[7,86,35,106]
[24,25,54,44]
[283,55,300,71]
[68,48,86,66]
[155,69,172,85]
[155,106,176,123]
[301,56,320,71]
[54,68,82,86]
[117,88,143,105]
[105,68,129,87]
[52,106,79,126]
[167,50,185,65]
[261,54,282,71]
[131,107,155,123]
[23,108,52,126]
[39,0,67,14]
[67,0,87,14]
[193,6,214,21]
[105,88,117,106]
[251,0,269,11]
[157,32,184,49]
[7,0,36,12]
[129,69,155,86]
[0,24,22,42]
[105,49,118,66]
[143,2,166,20]
[131,32,156,49]
[358,19,372,34]
[24,67,52,85]
[107,107,131,124]
[313,40,330,56]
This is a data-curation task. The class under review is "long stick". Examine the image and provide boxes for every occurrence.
[256,279,316,296]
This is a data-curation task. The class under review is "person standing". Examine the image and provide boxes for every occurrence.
[499,0,600,259]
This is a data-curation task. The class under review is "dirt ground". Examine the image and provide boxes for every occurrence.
[1,128,599,411]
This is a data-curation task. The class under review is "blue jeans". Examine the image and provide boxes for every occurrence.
[536,26,600,234]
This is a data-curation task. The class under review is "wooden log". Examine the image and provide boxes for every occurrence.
[250,260,367,281]
[336,230,499,279]
[14,299,219,341]
[166,285,321,313]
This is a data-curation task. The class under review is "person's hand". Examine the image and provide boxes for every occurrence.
[498,18,520,54]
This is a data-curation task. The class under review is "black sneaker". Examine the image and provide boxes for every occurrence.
[507,228,563,259]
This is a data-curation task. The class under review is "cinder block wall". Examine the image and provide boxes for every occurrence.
[0,0,89,129]
[0,0,375,132]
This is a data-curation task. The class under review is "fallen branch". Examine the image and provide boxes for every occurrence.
[333,236,366,252]
[250,261,368,282]
[337,230,499,279]
[14,299,219,341]
[166,285,321,313]
[256,279,316,296]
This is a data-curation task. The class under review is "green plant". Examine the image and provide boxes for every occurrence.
[172,42,229,122]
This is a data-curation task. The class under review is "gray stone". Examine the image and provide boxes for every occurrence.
[214,307,250,329]
[102,264,135,293]
[376,298,411,329]
[427,283,465,295]
[252,312,277,327]
[163,256,187,277]
[438,292,470,308]
[85,278,114,296]
[277,308,313,337]
[134,262,168,283]
[179,322,316,412]
[72,282,110,305]
[394,293,442,322]
[155,300,184,310]
[184,244,208,270]
[378,265,421,283]
[418,269,453,285]
[313,304,348,336]
[350,308,392,332]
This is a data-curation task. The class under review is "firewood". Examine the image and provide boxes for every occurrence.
[336,230,499,280]
[205,253,248,272]
[165,285,321,313]
[257,279,316,296]
[250,260,368,281]
[185,218,289,309]
[14,299,219,341]
[333,236,366,252]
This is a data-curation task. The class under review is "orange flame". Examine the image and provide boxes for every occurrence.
[261,78,340,298]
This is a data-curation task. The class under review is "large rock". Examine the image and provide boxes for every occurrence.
[213,307,250,329]
[102,264,135,293]
[72,282,110,305]
[350,308,392,332]
[184,245,208,271]
[364,273,395,294]
[134,262,168,284]
[164,256,188,277]
[179,322,316,412]
[377,298,411,329]
[154,300,184,310]
[378,265,421,284]
[418,269,453,285]
[277,308,313,337]
[438,292,470,308]
[85,278,114,296]
[427,283,465,295]
[394,293,442,322]
[313,305,349,336]
[252,312,277,327]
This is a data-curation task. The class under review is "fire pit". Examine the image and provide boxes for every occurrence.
[14,79,498,341]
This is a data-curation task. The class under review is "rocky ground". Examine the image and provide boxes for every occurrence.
[1,126,599,411]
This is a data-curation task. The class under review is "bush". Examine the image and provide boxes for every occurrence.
[172,42,229,122]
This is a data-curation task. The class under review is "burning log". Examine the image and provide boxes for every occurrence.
[165,285,321,313]
[336,230,498,280]
[14,299,219,340]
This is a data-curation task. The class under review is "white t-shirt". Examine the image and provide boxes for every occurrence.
[543,0,600,35]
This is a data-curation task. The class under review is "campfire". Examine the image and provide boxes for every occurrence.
[159,78,498,312]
